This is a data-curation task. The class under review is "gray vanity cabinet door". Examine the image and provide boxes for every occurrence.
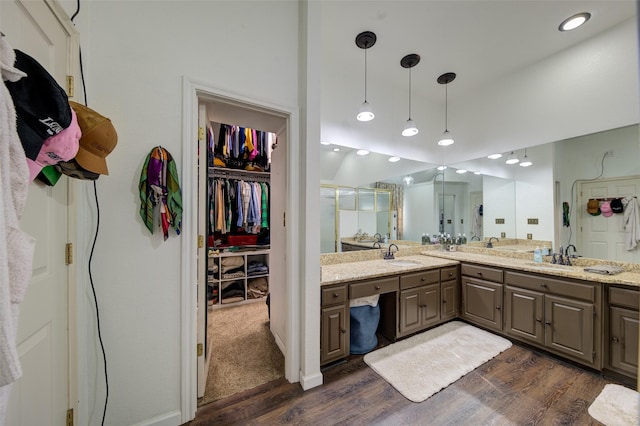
[544,295,594,365]
[505,286,544,346]
[461,276,503,332]
[609,306,639,377]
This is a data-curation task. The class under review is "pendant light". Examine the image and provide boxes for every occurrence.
[505,151,520,164]
[519,148,533,167]
[355,31,376,122]
[437,72,456,146]
[401,54,420,136]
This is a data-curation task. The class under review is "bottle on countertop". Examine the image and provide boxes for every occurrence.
[541,245,549,256]
[533,246,543,263]
[421,233,427,245]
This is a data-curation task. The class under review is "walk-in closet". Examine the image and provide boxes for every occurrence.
[196,99,287,405]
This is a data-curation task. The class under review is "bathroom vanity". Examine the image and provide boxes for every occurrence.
[320,248,640,385]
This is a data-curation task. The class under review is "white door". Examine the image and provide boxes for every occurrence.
[1,1,78,424]
[579,176,640,263]
[196,104,208,398]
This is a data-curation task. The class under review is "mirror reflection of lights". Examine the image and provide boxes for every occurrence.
[487,153,502,159]
[437,165,447,171]
[402,176,415,186]
[388,156,400,163]
[332,147,340,152]
[356,149,370,156]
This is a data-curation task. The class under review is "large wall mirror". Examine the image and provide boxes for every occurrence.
[320,124,639,262]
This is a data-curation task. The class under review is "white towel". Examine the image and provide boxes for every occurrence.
[623,197,640,251]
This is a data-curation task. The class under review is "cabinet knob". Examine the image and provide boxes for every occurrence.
[375,285,381,290]
[540,283,547,288]
[333,293,339,298]
[449,272,453,277]
[340,328,346,334]
[421,277,426,281]
[545,321,552,326]
[535,318,542,323]
[611,336,619,343]
[496,306,501,310]
[477,272,483,276]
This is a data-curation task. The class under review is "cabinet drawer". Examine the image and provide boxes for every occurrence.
[461,263,503,283]
[350,276,399,299]
[400,269,439,290]
[440,266,458,282]
[505,271,596,303]
[322,285,347,307]
[609,287,639,310]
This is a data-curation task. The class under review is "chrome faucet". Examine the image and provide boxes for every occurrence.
[486,237,499,248]
[384,243,399,260]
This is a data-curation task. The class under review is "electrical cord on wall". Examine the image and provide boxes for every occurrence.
[71,1,109,425]
[565,151,610,248]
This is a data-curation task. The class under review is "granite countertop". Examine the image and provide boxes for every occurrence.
[424,250,640,288]
[321,255,458,286]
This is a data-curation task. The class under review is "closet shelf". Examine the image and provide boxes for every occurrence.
[209,167,270,182]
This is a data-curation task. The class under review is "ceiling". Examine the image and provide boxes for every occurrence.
[319,1,638,184]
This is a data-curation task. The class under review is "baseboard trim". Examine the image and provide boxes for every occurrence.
[131,410,181,426]
[299,370,323,390]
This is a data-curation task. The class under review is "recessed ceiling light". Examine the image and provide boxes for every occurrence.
[456,169,467,174]
[356,149,370,156]
[388,156,401,163]
[487,153,502,160]
[559,12,591,32]
[320,141,331,145]
[437,165,447,171]
[332,147,340,152]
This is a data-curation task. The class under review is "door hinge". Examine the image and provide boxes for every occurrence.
[66,75,74,97]
[592,351,596,361]
[65,243,73,265]
[66,408,74,426]
[198,126,205,141]
[197,343,203,357]
[283,212,286,227]
[198,235,204,249]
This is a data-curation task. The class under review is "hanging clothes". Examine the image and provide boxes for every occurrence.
[623,197,640,251]
[0,35,36,421]
[139,146,183,240]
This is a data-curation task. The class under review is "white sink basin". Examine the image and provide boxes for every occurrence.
[386,259,421,267]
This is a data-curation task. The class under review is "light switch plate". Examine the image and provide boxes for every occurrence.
[527,218,539,225]
[527,233,532,239]
[495,218,505,224]
[500,232,506,238]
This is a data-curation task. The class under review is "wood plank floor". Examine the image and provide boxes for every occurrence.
[188,342,626,425]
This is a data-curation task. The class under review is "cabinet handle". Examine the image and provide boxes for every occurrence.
[611,336,619,343]
[340,328,346,334]
[545,321,552,326]
[540,283,547,288]
[535,318,542,323]
[448,272,453,277]
[496,306,501,310]
[477,272,483,276]
[375,285,381,290]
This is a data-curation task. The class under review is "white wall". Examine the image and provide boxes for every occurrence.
[483,176,516,239]
[64,2,300,425]
[403,182,436,241]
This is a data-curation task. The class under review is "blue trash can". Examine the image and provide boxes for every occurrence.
[349,303,380,354]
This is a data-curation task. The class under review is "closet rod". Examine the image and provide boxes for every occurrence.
[209,167,270,182]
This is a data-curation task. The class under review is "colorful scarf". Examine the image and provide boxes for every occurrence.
[139,146,182,240]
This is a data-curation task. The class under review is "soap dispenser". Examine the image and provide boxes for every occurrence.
[533,246,542,263]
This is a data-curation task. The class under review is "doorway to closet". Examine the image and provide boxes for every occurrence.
[195,92,289,405]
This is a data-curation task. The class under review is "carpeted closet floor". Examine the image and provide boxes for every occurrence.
[199,300,285,406]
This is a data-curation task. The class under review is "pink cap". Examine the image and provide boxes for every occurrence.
[27,107,81,181]
[600,201,613,217]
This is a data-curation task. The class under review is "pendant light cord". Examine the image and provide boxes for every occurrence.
[363,47,368,102]
[444,83,448,131]
[408,67,412,119]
